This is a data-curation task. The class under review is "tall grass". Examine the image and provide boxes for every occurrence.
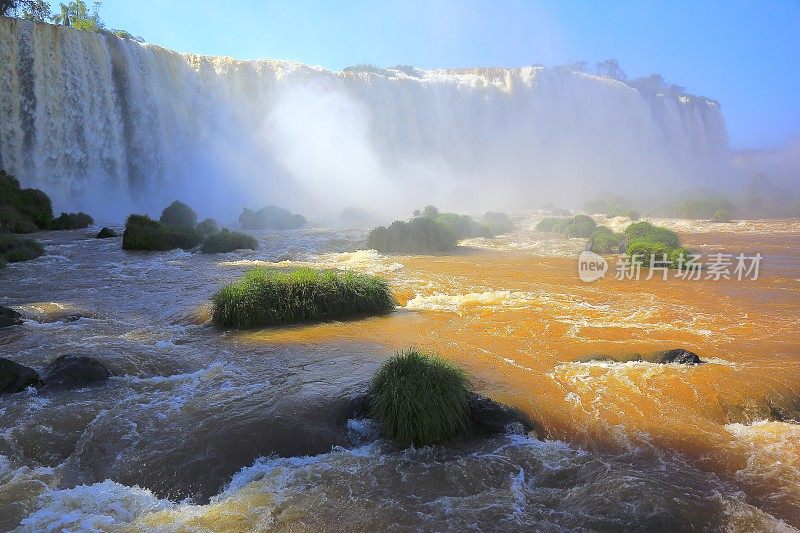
[212,267,396,328]
[122,214,203,251]
[370,348,470,447]
[367,217,458,253]
[200,229,258,253]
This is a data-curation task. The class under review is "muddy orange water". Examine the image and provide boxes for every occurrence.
[1,215,799,531]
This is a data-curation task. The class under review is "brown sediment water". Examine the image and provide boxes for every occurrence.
[1,216,799,531]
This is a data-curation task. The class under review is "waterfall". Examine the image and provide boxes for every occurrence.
[0,18,729,220]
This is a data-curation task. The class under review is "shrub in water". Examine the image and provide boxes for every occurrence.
[122,214,203,251]
[159,201,197,228]
[0,170,53,230]
[482,211,515,235]
[0,235,44,263]
[0,205,37,234]
[201,229,258,253]
[588,226,623,254]
[536,215,596,238]
[49,212,94,230]
[239,206,306,230]
[623,221,681,249]
[672,197,737,219]
[626,238,672,266]
[369,348,470,447]
[196,218,219,236]
[535,216,568,233]
[711,210,732,223]
[367,217,458,253]
[212,267,396,328]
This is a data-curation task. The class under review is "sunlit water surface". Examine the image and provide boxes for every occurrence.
[1,215,799,532]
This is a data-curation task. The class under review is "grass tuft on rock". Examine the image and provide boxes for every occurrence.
[200,229,258,253]
[212,267,396,329]
[622,221,689,267]
[369,348,470,447]
[0,235,44,263]
[49,212,94,230]
[122,214,203,251]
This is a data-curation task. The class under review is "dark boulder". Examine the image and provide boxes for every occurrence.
[0,305,23,327]
[0,357,41,394]
[468,393,537,437]
[96,227,118,239]
[41,354,111,390]
[657,349,702,365]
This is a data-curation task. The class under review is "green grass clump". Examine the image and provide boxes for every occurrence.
[622,221,681,249]
[239,206,306,230]
[122,214,203,251]
[196,218,219,236]
[482,211,515,235]
[536,214,596,238]
[0,235,44,263]
[588,226,623,254]
[159,200,197,228]
[622,222,690,267]
[49,212,94,230]
[0,170,53,230]
[367,217,458,253]
[370,348,470,447]
[212,267,396,328]
[200,229,258,253]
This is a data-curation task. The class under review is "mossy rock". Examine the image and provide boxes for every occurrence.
[96,227,118,239]
[212,267,396,328]
[200,229,258,253]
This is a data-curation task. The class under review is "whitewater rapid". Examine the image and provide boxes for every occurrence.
[0,18,727,219]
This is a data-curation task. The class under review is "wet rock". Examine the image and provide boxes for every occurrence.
[656,349,703,365]
[96,227,118,238]
[348,392,538,440]
[468,393,537,438]
[41,354,111,390]
[0,357,41,394]
[0,305,23,327]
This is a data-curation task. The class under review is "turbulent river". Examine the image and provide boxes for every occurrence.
[1,214,799,531]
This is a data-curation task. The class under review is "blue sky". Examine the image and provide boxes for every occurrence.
[66,0,800,150]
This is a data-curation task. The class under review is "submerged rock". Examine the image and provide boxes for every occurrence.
[96,227,118,238]
[468,393,537,438]
[41,354,111,390]
[656,349,703,365]
[0,357,41,394]
[0,305,23,327]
